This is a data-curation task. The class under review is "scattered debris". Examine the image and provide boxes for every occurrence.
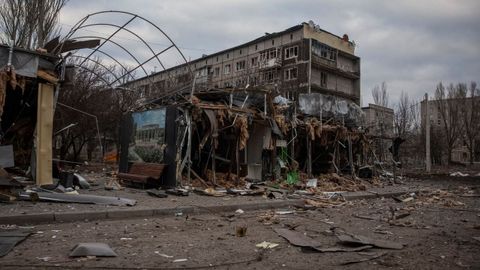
[69,243,118,257]
[256,241,279,249]
[154,251,173,258]
[304,198,346,208]
[393,193,415,203]
[275,210,294,215]
[104,178,124,191]
[120,238,132,241]
[165,188,189,196]
[235,209,245,214]
[352,213,379,221]
[306,179,318,188]
[450,172,469,177]
[194,188,225,197]
[173,258,188,263]
[146,189,168,198]
[236,226,247,237]
[73,173,91,189]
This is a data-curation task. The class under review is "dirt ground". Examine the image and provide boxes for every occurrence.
[0,175,479,269]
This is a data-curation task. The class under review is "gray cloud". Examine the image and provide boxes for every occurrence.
[59,0,480,107]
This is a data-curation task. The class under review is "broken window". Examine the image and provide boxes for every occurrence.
[285,46,298,59]
[260,48,279,61]
[285,67,298,81]
[250,75,258,86]
[263,70,276,83]
[251,56,258,67]
[321,72,327,87]
[312,40,337,61]
[236,60,246,71]
[154,80,165,90]
[224,64,231,74]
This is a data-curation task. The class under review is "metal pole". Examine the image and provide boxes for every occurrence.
[308,39,312,94]
[307,136,312,177]
[425,93,431,172]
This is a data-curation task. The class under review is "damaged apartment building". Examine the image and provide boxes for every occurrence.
[119,21,367,188]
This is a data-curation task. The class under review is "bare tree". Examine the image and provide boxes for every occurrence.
[394,91,415,138]
[372,81,389,108]
[55,59,140,162]
[434,82,464,164]
[0,0,67,48]
[459,81,480,164]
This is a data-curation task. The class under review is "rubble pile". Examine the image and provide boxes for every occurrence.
[415,189,466,208]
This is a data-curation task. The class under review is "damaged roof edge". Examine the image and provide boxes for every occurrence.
[0,44,60,61]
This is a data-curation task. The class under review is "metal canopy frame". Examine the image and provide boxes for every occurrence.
[60,10,192,91]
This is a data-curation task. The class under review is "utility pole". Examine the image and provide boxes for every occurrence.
[425,93,431,172]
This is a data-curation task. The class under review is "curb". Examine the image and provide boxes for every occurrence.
[0,200,304,226]
[0,189,417,225]
[343,190,418,201]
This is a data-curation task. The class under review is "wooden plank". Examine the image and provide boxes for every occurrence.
[37,70,59,84]
[35,83,54,186]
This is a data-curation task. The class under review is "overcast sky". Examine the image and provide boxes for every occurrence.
[59,0,480,107]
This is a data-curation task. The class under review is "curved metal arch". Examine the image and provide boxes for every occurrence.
[108,44,174,86]
[83,48,135,81]
[61,10,192,76]
[77,23,167,70]
[71,35,153,85]
[69,55,121,85]
[79,15,137,67]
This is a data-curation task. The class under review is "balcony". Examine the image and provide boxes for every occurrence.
[259,58,282,70]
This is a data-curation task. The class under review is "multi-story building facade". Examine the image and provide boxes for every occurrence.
[362,103,394,138]
[125,21,360,105]
[361,103,394,162]
[420,98,479,163]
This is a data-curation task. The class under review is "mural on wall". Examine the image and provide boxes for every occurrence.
[129,108,166,163]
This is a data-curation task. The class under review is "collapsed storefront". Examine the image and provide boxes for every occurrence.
[118,87,371,189]
[0,44,61,187]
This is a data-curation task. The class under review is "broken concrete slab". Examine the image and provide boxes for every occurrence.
[340,251,388,265]
[274,228,322,247]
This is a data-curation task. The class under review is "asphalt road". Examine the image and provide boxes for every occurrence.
[1,176,479,270]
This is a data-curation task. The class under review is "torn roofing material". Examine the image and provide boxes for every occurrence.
[0,229,32,257]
